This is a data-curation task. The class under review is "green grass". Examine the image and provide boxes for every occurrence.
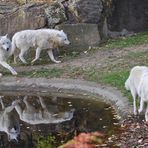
[20,68,65,78]
[100,70,129,89]
[100,70,131,98]
[81,68,133,102]
[82,68,101,82]
[99,30,148,50]
[33,134,56,148]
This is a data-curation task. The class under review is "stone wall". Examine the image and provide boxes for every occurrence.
[108,0,148,32]
[0,0,147,50]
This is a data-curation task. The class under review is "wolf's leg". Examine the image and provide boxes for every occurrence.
[31,47,42,63]
[14,55,18,64]
[23,96,30,107]
[13,50,19,64]
[131,88,137,115]
[38,96,47,109]
[23,96,35,112]
[0,97,5,109]
[138,98,144,113]
[47,50,61,63]
[4,104,16,113]
[145,103,148,121]
[12,100,23,115]
[0,61,17,75]
[19,48,28,64]
[6,100,21,113]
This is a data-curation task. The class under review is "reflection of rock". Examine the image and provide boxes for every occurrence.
[0,97,20,141]
[14,96,74,125]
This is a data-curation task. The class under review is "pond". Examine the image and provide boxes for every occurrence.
[0,92,119,147]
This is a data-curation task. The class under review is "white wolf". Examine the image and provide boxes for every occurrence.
[0,35,17,75]
[0,97,20,141]
[13,96,74,125]
[11,29,70,64]
[125,66,148,115]
[125,66,148,117]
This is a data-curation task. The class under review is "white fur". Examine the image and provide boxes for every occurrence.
[0,97,20,141]
[13,96,74,125]
[125,66,148,121]
[137,70,148,121]
[11,29,70,64]
[0,35,17,75]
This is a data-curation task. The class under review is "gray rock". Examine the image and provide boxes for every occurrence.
[45,2,67,28]
[108,0,148,32]
[56,23,101,50]
[108,28,136,39]
[67,0,103,23]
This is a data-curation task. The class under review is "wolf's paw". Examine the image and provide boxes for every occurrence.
[31,59,37,63]
[12,71,18,75]
[55,60,61,64]
[134,110,138,116]
[0,73,2,77]
[138,108,143,114]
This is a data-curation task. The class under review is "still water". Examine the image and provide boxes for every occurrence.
[0,93,119,147]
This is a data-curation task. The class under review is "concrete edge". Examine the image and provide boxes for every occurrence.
[0,77,132,119]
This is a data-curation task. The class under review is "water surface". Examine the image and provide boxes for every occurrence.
[0,93,119,147]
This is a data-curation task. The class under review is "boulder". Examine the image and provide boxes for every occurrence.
[56,23,101,50]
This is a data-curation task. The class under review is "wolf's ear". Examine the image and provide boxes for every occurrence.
[56,33,61,37]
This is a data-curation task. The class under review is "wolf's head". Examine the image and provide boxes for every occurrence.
[0,34,11,51]
[5,102,20,141]
[56,30,70,46]
[8,125,20,141]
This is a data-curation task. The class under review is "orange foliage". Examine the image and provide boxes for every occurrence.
[59,132,104,148]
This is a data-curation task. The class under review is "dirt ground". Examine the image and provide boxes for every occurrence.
[12,44,148,147]
[15,44,148,73]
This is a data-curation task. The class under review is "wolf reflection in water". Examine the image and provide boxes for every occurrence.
[0,96,20,141]
[13,96,75,124]
[0,96,74,142]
